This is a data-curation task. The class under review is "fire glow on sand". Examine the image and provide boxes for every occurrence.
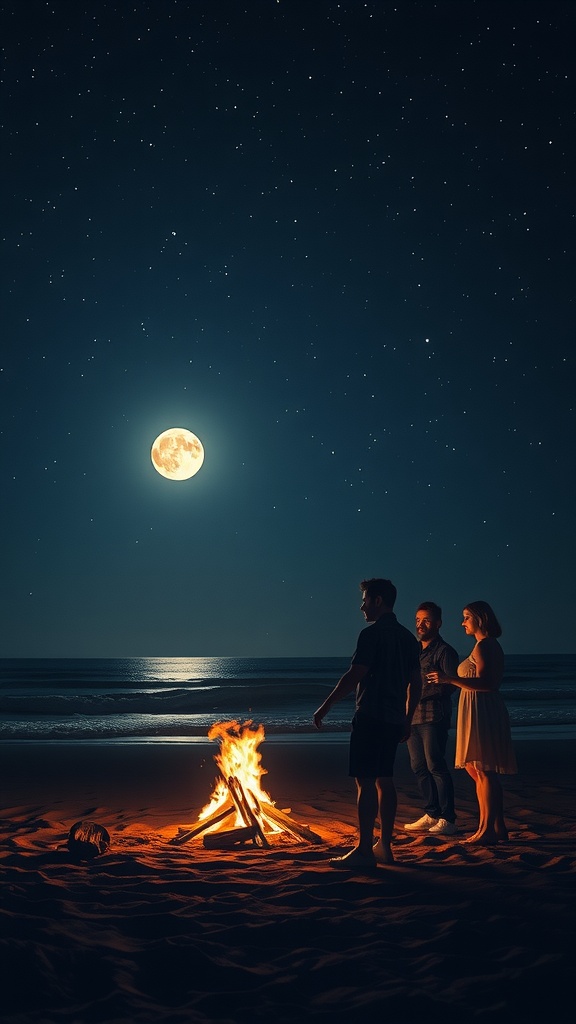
[171,720,323,849]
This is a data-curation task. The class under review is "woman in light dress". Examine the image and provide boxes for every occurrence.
[427,601,517,844]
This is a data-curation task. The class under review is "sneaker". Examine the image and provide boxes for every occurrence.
[428,818,457,836]
[404,814,438,832]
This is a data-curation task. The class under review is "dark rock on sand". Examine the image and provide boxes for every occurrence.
[67,820,110,860]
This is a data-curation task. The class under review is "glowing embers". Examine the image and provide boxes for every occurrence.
[170,720,322,849]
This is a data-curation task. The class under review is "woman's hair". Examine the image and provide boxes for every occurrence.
[465,600,502,638]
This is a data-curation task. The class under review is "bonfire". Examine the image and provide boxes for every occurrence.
[170,720,322,848]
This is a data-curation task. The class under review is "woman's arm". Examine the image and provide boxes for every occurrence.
[428,640,503,693]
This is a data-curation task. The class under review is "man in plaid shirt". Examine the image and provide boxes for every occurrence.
[404,602,459,836]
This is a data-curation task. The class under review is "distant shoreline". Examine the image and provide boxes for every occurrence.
[0,652,574,660]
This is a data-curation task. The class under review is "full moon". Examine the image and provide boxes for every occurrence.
[151,427,205,481]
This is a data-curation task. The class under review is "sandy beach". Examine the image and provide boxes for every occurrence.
[1,732,574,1023]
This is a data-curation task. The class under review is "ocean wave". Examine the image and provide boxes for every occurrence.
[0,680,339,718]
[1,656,574,741]
[0,715,350,741]
[1,684,573,720]
[0,660,349,688]
[1,704,575,741]
[0,688,221,716]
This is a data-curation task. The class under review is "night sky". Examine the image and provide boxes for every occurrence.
[2,1,574,658]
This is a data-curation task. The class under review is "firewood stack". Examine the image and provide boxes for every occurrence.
[170,771,322,849]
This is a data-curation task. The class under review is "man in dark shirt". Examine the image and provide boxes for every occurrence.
[405,602,459,835]
[313,578,421,870]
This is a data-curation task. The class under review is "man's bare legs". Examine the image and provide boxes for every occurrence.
[329,777,377,868]
[330,775,397,868]
[374,777,396,863]
[355,776,379,855]
[358,775,396,865]
[332,770,399,868]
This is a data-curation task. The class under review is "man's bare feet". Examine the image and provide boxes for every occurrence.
[329,847,377,870]
[373,840,395,865]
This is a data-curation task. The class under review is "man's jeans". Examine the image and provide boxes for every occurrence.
[407,720,456,823]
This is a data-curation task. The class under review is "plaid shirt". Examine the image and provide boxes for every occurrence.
[411,634,459,726]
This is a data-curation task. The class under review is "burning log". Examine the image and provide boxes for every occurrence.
[203,824,260,849]
[169,805,235,845]
[255,802,322,845]
[226,774,269,848]
[169,773,270,847]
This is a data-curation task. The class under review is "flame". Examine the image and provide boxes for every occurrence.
[170,718,325,849]
[198,720,279,832]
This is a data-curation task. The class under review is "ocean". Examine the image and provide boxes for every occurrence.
[0,655,574,743]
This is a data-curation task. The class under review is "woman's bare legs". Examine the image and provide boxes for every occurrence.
[463,765,508,844]
[488,772,508,841]
[462,765,483,841]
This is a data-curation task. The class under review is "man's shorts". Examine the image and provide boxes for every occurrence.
[349,714,405,778]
